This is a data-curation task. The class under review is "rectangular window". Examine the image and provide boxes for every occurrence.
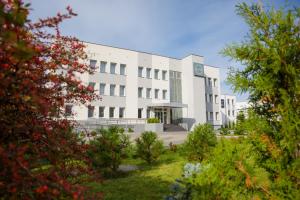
[154,69,159,79]
[65,105,72,116]
[109,107,115,118]
[227,99,230,105]
[214,95,218,104]
[120,64,126,75]
[88,106,94,118]
[119,107,125,118]
[146,68,151,78]
[155,89,159,99]
[119,85,125,97]
[232,110,235,116]
[216,112,219,120]
[99,83,105,95]
[210,112,213,120]
[110,84,116,96]
[100,61,106,73]
[147,109,150,118]
[99,107,104,118]
[138,87,143,98]
[138,66,143,77]
[232,99,234,105]
[110,63,116,74]
[213,78,217,87]
[163,90,167,100]
[162,70,167,80]
[205,94,207,103]
[228,110,230,116]
[146,88,151,99]
[88,82,95,91]
[221,99,225,108]
[89,59,96,70]
[138,108,143,118]
[209,94,213,103]
[208,78,212,86]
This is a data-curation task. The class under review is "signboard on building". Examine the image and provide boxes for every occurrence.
[193,62,204,77]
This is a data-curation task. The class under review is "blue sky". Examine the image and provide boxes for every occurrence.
[26,0,300,101]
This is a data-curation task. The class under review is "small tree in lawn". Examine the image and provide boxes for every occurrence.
[0,1,100,199]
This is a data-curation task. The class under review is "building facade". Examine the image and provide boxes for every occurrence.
[69,42,222,130]
[220,94,236,127]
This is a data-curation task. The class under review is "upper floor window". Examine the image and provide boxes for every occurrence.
[138,87,143,98]
[232,110,235,116]
[146,88,151,99]
[89,59,96,70]
[88,82,96,91]
[232,99,234,105]
[155,89,159,99]
[119,85,125,97]
[109,107,115,118]
[213,78,217,87]
[99,107,104,118]
[154,69,159,79]
[208,78,212,86]
[99,83,105,95]
[228,110,230,116]
[88,105,95,118]
[65,105,72,116]
[100,61,106,73]
[162,70,167,80]
[119,107,125,118]
[221,99,225,108]
[209,94,213,103]
[138,66,143,77]
[163,90,167,100]
[110,63,116,74]
[214,95,218,104]
[138,108,143,118]
[120,64,126,75]
[146,68,151,79]
[227,99,230,105]
[110,84,116,96]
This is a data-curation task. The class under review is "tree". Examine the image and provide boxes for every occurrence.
[0,1,100,199]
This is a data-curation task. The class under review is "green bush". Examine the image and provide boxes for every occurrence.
[147,117,160,123]
[183,123,217,161]
[219,127,230,135]
[135,131,164,164]
[128,127,134,133]
[87,126,131,175]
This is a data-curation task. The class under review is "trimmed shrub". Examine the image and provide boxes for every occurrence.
[87,126,131,175]
[135,131,164,164]
[183,123,217,161]
[147,117,160,123]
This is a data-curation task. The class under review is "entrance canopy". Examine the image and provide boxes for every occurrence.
[147,102,188,108]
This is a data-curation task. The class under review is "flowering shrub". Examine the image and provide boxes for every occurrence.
[0,1,100,199]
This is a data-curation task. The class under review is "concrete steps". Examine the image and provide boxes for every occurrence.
[163,124,187,132]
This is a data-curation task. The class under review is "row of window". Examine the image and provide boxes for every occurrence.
[206,111,220,121]
[138,87,167,99]
[220,99,235,108]
[227,110,235,117]
[205,77,218,87]
[138,67,168,80]
[205,94,219,104]
[90,60,126,75]
[89,82,126,96]
[88,106,125,118]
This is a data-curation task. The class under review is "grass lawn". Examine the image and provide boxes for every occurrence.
[86,150,186,200]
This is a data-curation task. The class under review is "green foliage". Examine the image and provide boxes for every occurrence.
[219,127,230,135]
[147,117,160,123]
[87,126,131,175]
[183,124,217,161]
[135,131,164,164]
[128,127,134,133]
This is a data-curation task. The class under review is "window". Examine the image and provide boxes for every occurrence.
[109,107,115,118]
[205,94,207,102]
[138,87,143,98]
[138,66,143,77]
[100,61,106,73]
[110,84,116,96]
[162,70,167,80]
[147,109,150,118]
[214,95,218,104]
[206,112,208,121]
[119,107,125,118]
[119,85,125,97]
[154,69,159,79]
[99,107,104,118]
[208,78,212,86]
[88,106,94,118]
[221,99,225,108]
[110,63,116,74]
[88,82,95,91]
[155,89,159,99]
[228,110,230,116]
[138,108,143,118]
[99,83,105,95]
[209,94,213,103]
[204,77,207,86]
[65,105,72,116]
[213,78,217,87]
[227,99,230,105]
[210,112,213,120]
[216,112,219,120]
[120,64,126,75]
[232,110,235,116]
[146,88,151,99]
[232,99,234,105]
[146,68,151,78]
[163,90,167,100]
[89,59,96,69]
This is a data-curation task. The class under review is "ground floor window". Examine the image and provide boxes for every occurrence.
[119,107,125,118]
[88,106,95,118]
[99,107,104,118]
[109,107,115,118]
[138,108,143,118]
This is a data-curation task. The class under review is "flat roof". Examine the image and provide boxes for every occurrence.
[83,40,204,61]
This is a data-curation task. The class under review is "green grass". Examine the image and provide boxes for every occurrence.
[86,150,186,200]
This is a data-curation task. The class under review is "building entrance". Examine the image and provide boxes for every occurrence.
[154,108,168,124]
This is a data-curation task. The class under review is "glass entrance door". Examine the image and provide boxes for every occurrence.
[154,108,167,124]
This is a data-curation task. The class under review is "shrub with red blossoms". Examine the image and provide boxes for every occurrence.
[0,1,101,199]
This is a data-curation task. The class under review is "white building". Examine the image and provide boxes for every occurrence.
[220,94,236,127]
[236,101,251,118]
[68,42,222,131]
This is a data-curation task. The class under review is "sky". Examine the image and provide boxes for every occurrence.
[26,0,300,102]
